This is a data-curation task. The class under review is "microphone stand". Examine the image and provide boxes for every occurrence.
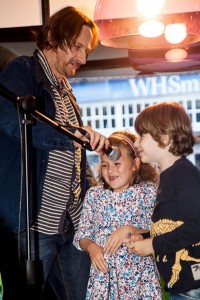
[33,109,92,150]
[0,84,91,299]
[22,111,44,299]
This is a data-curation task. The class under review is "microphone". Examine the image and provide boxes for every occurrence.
[77,127,121,161]
[102,145,121,161]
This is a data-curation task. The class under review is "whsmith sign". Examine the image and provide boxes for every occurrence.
[71,73,200,102]
[129,73,200,98]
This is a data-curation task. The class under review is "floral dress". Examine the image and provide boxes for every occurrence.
[74,183,163,300]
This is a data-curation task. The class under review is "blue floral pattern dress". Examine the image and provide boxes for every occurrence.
[74,182,163,300]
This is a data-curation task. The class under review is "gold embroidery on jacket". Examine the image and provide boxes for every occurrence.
[151,219,200,288]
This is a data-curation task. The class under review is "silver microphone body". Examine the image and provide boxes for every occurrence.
[102,146,121,161]
[73,126,121,160]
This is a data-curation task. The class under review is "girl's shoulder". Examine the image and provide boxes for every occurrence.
[133,181,158,191]
[87,184,105,195]
[128,182,158,200]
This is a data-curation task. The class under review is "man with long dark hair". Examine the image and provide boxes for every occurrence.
[0,6,108,299]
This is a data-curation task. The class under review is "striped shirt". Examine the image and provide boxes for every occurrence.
[31,50,82,234]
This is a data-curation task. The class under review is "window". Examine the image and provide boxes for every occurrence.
[87,120,91,126]
[136,104,141,113]
[128,104,133,114]
[111,106,115,115]
[196,100,200,109]
[111,119,115,127]
[103,119,108,128]
[86,107,91,116]
[129,118,133,126]
[95,120,100,128]
[187,100,192,110]
[196,113,200,122]
[95,107,99,115]
[103,107,107,115]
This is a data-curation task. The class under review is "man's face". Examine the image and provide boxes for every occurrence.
[47,25,93,81]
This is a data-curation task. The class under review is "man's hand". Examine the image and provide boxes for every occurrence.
[74,125,109,152]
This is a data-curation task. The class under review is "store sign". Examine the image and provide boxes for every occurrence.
[129,73,200,98]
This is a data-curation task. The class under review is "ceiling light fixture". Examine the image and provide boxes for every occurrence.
[139,21,164,38]
[136,0,165,17]
[94,0,200,49]
[165,23,187,44]
[128,42,200,73]
[165,48,188,62]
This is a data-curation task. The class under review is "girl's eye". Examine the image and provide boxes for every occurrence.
[101,164,107,168]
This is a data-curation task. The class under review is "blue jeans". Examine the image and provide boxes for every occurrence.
[170,288,200,299]
[1,223,90,300]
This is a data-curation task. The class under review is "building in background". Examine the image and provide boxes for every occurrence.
[71,72,200,173]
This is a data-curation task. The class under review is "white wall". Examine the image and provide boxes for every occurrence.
[0,0,42,28]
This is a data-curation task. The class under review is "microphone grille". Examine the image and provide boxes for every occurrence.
[107,146,121,161]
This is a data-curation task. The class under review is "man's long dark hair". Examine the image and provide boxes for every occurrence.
[36,6,98,52]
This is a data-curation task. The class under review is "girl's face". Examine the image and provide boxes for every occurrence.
[101,147,138,193]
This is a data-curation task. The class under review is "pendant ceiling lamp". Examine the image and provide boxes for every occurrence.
[128,42,200,73]
[94,0,200,49]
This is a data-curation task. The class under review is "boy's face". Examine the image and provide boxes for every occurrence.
[134,133,161,164]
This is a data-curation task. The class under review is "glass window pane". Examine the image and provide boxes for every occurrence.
[87,107,91,116]
[196,100,200,109]
[187,100,192,110]
[111,119,115,127]
[103,119,108,128]
[137,104,141,113]
[196,113,200,122]
[128,105,133,114]
[95,120,100,128]
[103,107,107,115]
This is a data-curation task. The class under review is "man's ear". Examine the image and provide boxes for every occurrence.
[47,31,52,45]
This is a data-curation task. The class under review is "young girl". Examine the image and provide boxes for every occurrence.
[128,102,200,300]
[74,131,162,299]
